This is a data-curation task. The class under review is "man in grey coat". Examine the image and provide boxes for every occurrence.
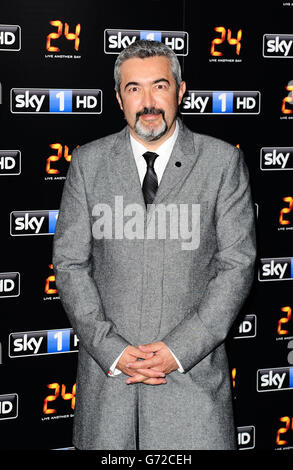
[53,40,256,450]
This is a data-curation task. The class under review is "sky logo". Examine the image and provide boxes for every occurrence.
[257,367,293,391]
[9,328,79,357]
[260,147,293,170]
[181,90,260,114]
[11,88,102,114]
[10,210,59,235]
[104,29,188,55]
[259,257,293,281]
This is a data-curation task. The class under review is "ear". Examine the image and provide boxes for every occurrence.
[115,90,123,111]
[177,81,186,105]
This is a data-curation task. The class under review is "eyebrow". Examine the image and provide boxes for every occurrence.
[124,78,170,91]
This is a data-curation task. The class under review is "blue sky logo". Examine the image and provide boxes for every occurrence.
[49,210,59,233]
[140,31,162,42]
[49,90,72,112]
[47,329,71,353]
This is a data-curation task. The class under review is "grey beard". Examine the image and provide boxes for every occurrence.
[135,118,168,142]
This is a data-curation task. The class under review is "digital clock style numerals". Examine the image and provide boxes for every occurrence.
[277,306,292,336]
[46,143,79,174]
[45,264,57,295]
[276,416,293,446]
[282,84,293,114]
[46,21,81,52]
[232,368,236,388]
[43,382,76,415]
[210,26,242,56]
[279,197,293,225]
[46,143,71,174]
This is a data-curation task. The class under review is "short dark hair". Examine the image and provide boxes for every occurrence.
[114,39,182,95]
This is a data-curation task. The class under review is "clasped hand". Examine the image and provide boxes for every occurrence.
[116,341,178,385]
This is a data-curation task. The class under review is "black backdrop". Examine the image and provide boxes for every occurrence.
[0,0,293,451]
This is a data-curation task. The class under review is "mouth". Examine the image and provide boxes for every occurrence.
[136,108,164,123]
[140,113,161,122]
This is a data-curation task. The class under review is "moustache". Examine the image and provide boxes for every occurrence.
[136,107,165,119]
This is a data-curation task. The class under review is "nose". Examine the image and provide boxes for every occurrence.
[141,87,156,110]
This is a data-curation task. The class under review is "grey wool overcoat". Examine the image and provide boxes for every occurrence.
[52,119,256,450]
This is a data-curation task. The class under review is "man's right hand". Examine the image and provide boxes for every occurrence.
[117,345,167,385]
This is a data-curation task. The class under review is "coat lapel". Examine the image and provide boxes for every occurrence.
[108,119,202,225]
[151,119,199,205]
[109,125,146,209]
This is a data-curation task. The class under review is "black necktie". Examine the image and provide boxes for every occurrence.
[142,151,159,206]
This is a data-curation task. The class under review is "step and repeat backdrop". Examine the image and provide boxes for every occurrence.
[0,0,293,450]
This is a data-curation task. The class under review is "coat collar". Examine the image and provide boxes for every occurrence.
[109,118,201,220]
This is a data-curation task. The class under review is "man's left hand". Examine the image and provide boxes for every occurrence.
[125,341,178,384]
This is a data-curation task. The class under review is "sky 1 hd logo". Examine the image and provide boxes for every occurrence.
[0,394,18,420]
[260,148,293,171]
[180,91,260,114]
[237,426,255,450]
[9,328,79,358]
[257,367,293,392]
[0,150,21,175]
[0,272,20,298]
[259,257,293,281]
[10,88,102,114]
[10,210,58,236]
[233,314,257,339]
[104,29,188,55]
[0,25,21,51]
[263,34,293,58]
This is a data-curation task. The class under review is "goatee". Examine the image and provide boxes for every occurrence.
[134,107,168,142]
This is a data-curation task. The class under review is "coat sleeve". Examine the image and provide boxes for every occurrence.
[52,147,130,375]
[162,147,257,373]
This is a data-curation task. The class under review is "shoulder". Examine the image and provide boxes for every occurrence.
[180,121,242,170]
[197,133,237,155]
[190,128,239,159]
[72,127,126,168]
